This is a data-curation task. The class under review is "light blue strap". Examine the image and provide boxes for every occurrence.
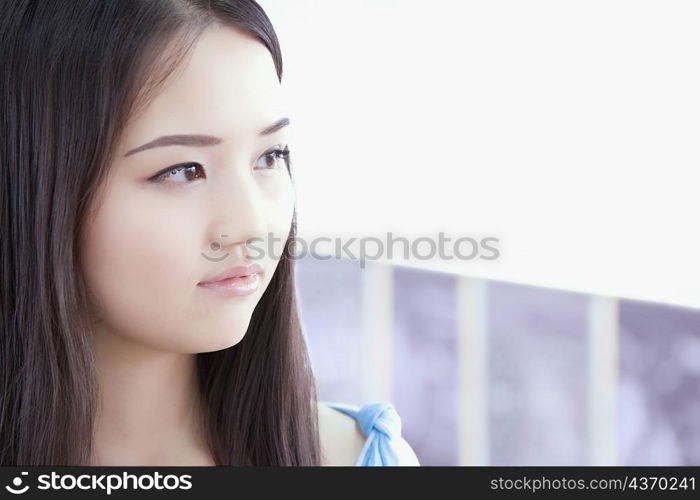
[355,401,402,466]
[324,400,403,466]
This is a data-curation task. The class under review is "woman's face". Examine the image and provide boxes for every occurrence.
[80,25,295,353]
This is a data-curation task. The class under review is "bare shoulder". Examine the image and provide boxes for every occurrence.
[316,401,421,466]
[392,435,421,466]
[317,401,367,466]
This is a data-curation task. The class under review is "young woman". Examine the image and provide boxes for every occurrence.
[0,0,419,466]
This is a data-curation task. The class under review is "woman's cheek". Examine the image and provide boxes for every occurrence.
[82,183,198,336]
[264,176,296,257]
[263,171,295,217]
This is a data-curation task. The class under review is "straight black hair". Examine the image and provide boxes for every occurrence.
[0,0,321,465]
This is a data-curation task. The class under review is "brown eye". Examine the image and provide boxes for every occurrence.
[151,163,206,184]
[255,146,290,171]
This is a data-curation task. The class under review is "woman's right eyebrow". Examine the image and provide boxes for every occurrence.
[122,117,290,158]
[123,134,222,157]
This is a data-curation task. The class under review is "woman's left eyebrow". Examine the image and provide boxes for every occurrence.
[123,117,290,157]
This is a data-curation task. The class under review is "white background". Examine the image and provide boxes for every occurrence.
[260,0,700,309]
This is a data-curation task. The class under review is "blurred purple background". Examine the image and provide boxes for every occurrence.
[295,255,700,465]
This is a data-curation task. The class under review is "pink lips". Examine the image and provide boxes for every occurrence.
[197,263,263,296]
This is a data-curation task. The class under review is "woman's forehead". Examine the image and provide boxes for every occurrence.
[118,25,286,156]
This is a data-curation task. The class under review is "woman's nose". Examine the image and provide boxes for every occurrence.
[207,171,268,256]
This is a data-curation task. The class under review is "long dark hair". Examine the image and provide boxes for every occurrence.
[0,0,320,465]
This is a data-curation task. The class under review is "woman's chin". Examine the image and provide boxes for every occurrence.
[191,320,251,353]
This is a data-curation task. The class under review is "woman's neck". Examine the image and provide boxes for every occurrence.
[90,323,215,466]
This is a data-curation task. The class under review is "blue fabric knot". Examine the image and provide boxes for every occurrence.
[355,401,402,466]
